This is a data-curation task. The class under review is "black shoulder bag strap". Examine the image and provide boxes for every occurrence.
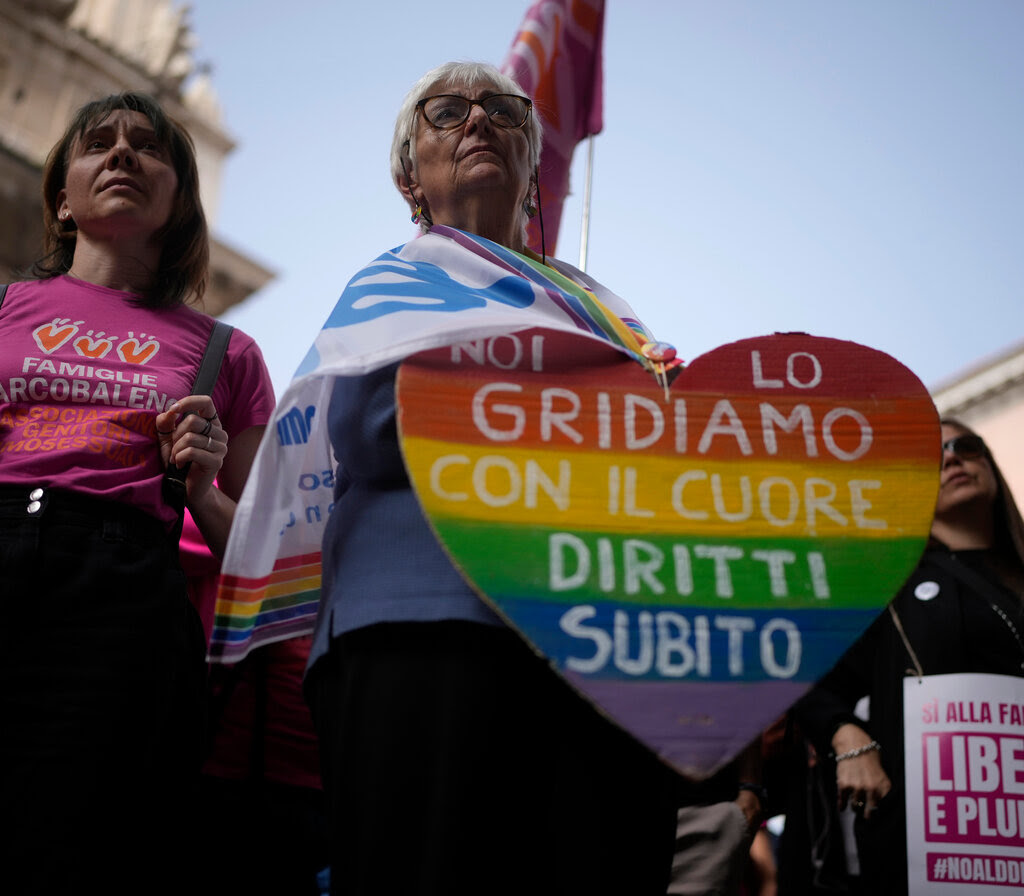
[0,284,8,309]
[191,319,234,397]
[162,320,235,541]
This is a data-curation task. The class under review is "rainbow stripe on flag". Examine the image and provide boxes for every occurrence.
[213,552,322,650]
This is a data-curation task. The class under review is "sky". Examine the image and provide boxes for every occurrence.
[186,0,1024,400]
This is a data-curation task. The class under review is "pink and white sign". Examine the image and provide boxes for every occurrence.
[904,673,1024,894]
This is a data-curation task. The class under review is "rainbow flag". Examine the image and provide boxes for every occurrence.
[502,0,606,254]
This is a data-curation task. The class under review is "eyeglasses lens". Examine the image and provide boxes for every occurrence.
[942,435,985,459]
[421,95,530,129]
[482,95,529,127]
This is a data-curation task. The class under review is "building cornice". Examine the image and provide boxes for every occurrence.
[932,340,1024,417]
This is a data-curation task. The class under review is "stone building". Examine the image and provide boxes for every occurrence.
[0,0,273,314]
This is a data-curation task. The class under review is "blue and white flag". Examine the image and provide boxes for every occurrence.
[210,226,650,663]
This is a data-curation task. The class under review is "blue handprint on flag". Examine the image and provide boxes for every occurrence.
[324,252,537,328]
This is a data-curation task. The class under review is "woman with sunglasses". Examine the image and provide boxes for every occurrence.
[287,61,687,895]
[793,419,1024,894]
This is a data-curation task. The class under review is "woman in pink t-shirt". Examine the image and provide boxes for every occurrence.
[0,92,274,894]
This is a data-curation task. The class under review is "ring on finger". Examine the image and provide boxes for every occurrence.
[200,418,213,437]
[206,435,212,451]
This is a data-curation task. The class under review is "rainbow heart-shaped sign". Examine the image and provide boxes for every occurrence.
[397,329,940,778]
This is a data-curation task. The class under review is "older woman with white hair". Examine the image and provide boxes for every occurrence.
[390,62,543,248]
[302,61,685,895]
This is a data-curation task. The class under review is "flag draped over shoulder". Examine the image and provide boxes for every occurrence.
[502,0,606,255]
[209,225,650,664]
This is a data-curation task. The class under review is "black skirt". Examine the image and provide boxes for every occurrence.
[306,619,683,896]
[0,485,207,895]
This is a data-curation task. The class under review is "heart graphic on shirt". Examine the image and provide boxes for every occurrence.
[117,333,160,365]
[33,319,82,354]
[397,329,940,779]
[73,331,116,359]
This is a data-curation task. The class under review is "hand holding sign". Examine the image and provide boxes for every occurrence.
[398,329,940,778]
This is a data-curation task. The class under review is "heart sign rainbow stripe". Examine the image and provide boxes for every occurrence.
[398,328,940,778]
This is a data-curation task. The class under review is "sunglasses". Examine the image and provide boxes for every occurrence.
[941,434,987,460]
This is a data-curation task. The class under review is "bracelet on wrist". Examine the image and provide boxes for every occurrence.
[833,740,881,762]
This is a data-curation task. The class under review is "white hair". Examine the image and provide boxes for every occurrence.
[390,61,544,236]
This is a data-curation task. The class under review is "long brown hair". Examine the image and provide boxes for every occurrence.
[33,92,209,309]
[942,417,1024,587]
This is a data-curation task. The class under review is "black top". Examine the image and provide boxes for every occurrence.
[794,544,1024,894]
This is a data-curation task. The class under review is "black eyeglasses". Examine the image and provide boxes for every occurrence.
[942,434,987,460]
[416,94,532,130]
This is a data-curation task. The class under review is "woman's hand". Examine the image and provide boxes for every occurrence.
[156,395,227,507]
[832,723,892,819]
[156,397,266,558]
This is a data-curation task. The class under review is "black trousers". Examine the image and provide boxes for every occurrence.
[0,486,207,896]
[306,620,682,896]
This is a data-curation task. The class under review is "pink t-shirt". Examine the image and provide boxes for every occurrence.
[0,276,274,524]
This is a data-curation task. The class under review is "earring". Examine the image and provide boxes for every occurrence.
[523,199,538,219]
[411,204,432,226]
[59,210,69,221]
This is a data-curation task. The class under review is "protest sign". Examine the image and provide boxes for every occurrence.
[905,673,1024,894]
[398,328,940,777]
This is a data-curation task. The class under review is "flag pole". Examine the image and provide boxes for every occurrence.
[577,136,595,272]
